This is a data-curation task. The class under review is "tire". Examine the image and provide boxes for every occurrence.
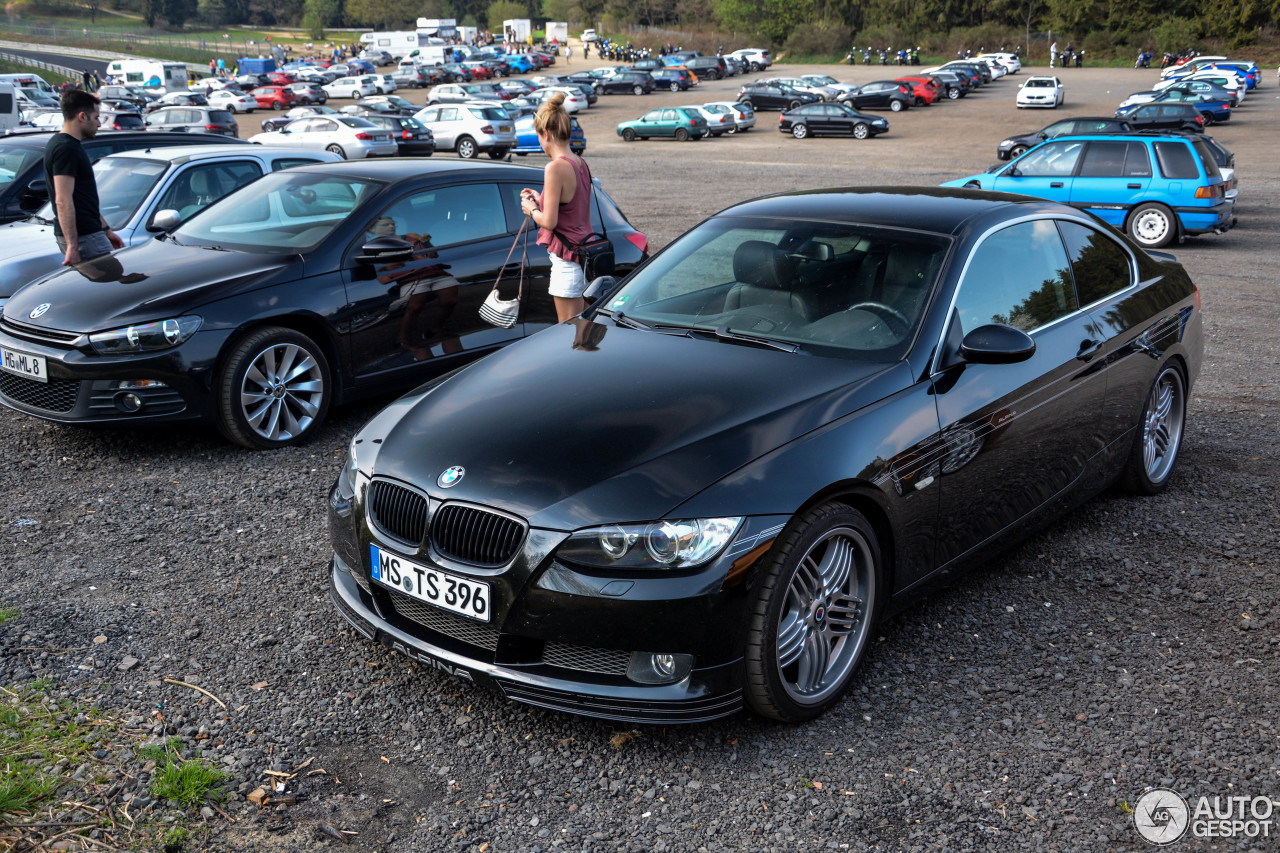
[633,85,643,95]
[750,62,760,71]
[792,123,809,139]
[947,87,960,100]
[674,127,690,141]
[351,91,360,99]
[487,149,506,159]
[915,96,925,106]
[621,128,636,142]
[1127,202,1176,248]
[670,82,680,92]
[1119,361,1187,495]
[852,122,869,139]
[272,101,283,110]
[889,99,904,112]
[1202,113,1214,126]
[788,99,801,110]
[456,135,477,159]
[1009,144,1028,159]
[744,503,882,722]
[325,144,346,158]
[740,99,753,111]
[215,326,331,450]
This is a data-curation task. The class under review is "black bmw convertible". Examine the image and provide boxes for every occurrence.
[327,187,1203,724]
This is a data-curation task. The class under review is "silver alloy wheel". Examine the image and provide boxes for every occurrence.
[1142,366,1185,484]
[774,525,875,705]
[238,341,325,443]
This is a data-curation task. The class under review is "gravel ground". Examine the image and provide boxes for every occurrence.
[1,64,1277,852]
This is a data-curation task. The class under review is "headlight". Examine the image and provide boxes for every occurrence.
[89,315,202,355]
[999,138,1014,147]
[556,517,742,570]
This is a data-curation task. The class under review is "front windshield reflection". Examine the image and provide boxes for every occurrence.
[601,217,949,359]
[173,171,382,253]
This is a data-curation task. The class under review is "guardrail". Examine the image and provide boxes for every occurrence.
[0,48,78,80]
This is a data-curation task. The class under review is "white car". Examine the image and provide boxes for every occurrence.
[682,104,734,136]
[1159,55,1229,80]
[703,100,756,132]
[188,77,238,91]
[979,52,1021,73]
[1156,71,1246,102]
[527,87,588,113]
[768,76,836,101]
[249,115,398,159]
[582,28,597,42]
[207,89,258,113]
[1016,76,1064,108]
[23,111,62,130]
[975,57,1007,78]
[323,76,379,99]
[372,74,397,94]
[728,48,772,71]
[0,145,338,305]
[801,74,860,96]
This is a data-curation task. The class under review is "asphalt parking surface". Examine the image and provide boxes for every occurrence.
[1,62,1277,852]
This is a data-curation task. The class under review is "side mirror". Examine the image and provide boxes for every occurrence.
[148,209,182,232]
[20,179,48,211]
[960,324,1035,364]
[356,236,414,265]
[582,275,616,302]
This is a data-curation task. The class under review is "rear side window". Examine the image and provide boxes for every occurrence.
[1191,141,1222,179]
[1154,141,1199,179]
[1057,221,1133,307]
[209,110,235,124]
[955,219,1078,334]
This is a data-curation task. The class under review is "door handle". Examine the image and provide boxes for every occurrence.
[1050,182,1064,188]
[1076,339,1102,361]
[1128,183,1141,189]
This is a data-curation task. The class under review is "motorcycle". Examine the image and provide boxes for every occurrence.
[846,48,857,65]
[1135,51,1152,69]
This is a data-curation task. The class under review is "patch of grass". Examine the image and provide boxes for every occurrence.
[151,759,228,807]
[162,825,190,846]
[0,684,98,819]
[0,605,19,624]
[140,738,227,808]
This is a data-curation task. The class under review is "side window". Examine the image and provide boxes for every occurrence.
[378,183,507,250]
[419,108,438,122]
[641,109,661,122]
[271,158,322,171]
[155,160,264,217]
[438,107,457,121]
[954,220,1078,334]
[1043,120,1072,137]
[1057,221,1134,307]
[1154,141,1199,179]
[661,109,677,121]
[1014,140,1083,177]
[1122,142,1152,177]
[1078,141,1128,178]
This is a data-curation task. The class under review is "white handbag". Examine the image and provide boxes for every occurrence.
[479,216,529,329]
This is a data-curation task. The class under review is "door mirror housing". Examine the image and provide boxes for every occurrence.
[148,209,182,233]
[356,236,414,265]
[960,324,1036,364]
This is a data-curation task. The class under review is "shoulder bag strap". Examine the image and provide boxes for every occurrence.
[490,214,530,296]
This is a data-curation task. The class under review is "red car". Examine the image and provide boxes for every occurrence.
[465,62,494,79]
[249,86,297,110]
[896,76,940,106]
[264,71,296,87]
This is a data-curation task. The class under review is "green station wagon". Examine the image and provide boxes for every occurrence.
[616,107,709,142]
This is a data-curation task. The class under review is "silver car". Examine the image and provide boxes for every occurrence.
[249,115,398,159]
[0,144,338,307]
[412,102,516,159]
[703,100,756,133]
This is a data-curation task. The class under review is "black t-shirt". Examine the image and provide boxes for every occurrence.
[44,132,102,239]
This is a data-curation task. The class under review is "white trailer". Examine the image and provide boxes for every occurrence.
[416,18,457,39]
[502,18,531,44]
[359,31,433,60]
[104,59,189,93]
[544,22,568,45]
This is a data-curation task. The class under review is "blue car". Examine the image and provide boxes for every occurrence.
[503,54,535,73]
[942,133,1234,248]
[512,114,586,155]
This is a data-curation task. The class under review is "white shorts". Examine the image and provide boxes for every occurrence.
[548,250,587,299]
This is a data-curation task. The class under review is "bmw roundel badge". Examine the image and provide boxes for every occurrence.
[438,466,465,488]
[29,303,51,319]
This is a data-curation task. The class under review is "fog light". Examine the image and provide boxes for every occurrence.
[115,392,143,413]
[626,651,694,685]
[113,379,168,390]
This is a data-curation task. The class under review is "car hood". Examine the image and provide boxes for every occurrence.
[3,238,300,333]
[361,319,900,531]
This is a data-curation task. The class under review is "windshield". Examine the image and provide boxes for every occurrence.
[38,157,167,229]
[0,145,42,189]
[600,217,949,359]
[172,170,382,252]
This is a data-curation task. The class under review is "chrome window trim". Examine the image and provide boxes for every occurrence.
[929,213,1140,377]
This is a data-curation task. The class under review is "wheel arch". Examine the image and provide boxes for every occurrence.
[213,313,348,403]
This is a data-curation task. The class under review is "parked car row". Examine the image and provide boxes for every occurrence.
[615,102,755,142]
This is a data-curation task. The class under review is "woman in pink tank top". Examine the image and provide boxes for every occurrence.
[520,92,593,322]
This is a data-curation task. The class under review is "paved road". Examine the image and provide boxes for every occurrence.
[2,46,109,76]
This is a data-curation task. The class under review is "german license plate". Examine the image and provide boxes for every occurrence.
[0,345,47,383]
[370,543,490,622]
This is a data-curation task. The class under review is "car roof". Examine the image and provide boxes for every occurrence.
[101,144,331,164]
[288,158,545,181]
[715,187,1054,236]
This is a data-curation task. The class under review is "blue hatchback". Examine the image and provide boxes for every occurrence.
[943,133,1235,248]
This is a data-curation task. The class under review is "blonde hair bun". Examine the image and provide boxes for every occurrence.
[534,91,572,143]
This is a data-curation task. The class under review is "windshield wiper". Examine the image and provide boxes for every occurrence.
[710,324,801,353]
[598,309,691,336]
[29,214,53,226]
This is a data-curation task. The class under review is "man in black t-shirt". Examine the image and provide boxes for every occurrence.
[44,90,125,266]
